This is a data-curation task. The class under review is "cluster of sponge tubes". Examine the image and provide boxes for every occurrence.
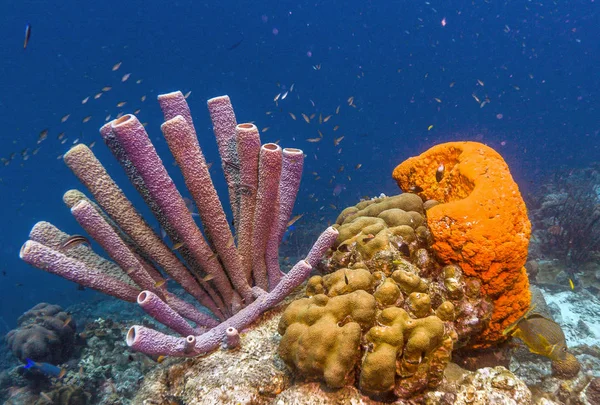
[20,91,338,357]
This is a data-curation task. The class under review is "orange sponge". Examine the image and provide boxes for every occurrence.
[392,141,531,347]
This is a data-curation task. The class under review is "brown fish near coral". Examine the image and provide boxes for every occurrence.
[503,306,568,361]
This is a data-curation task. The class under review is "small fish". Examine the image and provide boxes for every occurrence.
[154,279,166,288]
[312,63,321,70]
[319,113,323,124]
[477,79,485,86]
[102,86,112,92]
[112,61,122,71]
[333,136,344,146]
[184,90,192,99]
[347,96,354,105]
[136,79,143,84]
[134,109,141,115]
[38,129,48,144]
[569,278,575,290]
[61,114,70,123]
[63,315,72,327]
[436,163,445,182]
[333,125,340,131]
[335,105,341,114]
[306,137,321,143]
[427,125,434,131]
[172,242,184,250]
[156,355,167,363]
[94,92,103,99]
[503,306,569,361]
[289,83,295,92]
[355,163,362,169]
[318,130,324,138]
[449,81,455,87]
[274,93,281,102]
[57,132,65,140]
[261,127,270,133]
[409,185,424,193]
[141,95,147,102]
[289,112,296,120]
[323,115,332,122]
[287,214,304,228]
[82,116,92,123]
[202,274,215,281]
[117,101,127,107]
[24,359,66,378]
[363,233,376,242]
[344,271,349,285]
[60,235,90,250]
[89,141,96,149]
[226,236,235,248]
[121,73,131,82]
[281,91,288,100]
[472,93,481,103]
[302,113,310,124]
[23,23,31,49]
[82,96,90,104]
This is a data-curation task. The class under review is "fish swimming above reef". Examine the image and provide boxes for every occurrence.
[24,358,66,378]
[503,306,568,361]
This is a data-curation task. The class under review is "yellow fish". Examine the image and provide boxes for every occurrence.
[503,305,568,361]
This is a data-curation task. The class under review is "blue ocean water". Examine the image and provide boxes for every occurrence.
[0,0,598,361]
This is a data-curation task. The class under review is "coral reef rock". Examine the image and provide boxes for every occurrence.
[6,303,76,364]
[278,193,501,400]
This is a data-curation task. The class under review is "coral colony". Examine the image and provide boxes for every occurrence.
[20,91,338,357]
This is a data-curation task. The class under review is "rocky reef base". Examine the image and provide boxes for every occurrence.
[129,288,600,405]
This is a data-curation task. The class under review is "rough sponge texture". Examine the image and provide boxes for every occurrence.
[6,303,76,364]
[392,141,531,347]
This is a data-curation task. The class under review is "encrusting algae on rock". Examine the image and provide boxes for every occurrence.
[392,141,532,348]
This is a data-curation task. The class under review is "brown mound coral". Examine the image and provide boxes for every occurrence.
[392,141,531,347]
[278,194,493,400]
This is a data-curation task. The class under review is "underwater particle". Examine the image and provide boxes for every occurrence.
[122,73,131,82]
[112,61,122,71]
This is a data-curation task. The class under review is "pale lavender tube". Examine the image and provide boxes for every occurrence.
[20,240,140,302]
[126,326,195,356]
[265,147,304,290]
[137,291,199,336]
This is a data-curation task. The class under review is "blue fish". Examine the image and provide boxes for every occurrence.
[23,22,31,49]
[282,225,296,243]
[24,358,66,378]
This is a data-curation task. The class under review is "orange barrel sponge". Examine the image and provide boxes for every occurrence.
[392,141,531,347]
